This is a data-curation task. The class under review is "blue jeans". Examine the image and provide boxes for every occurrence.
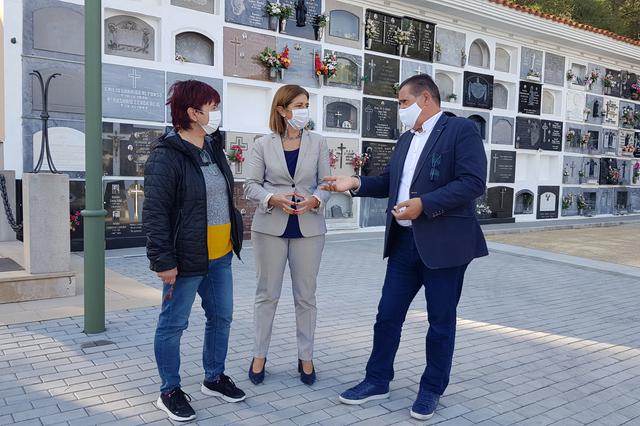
[154,252,233,393]
[365,226,468,395]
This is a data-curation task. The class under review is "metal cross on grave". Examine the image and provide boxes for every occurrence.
[230,36,243,67]
[492,153,500,172]
[364,104,374,131]
[414,63,427,75]
[368,58,377,83]
[127,183,144,222]
[336,142,347,168]
[570,161,576,176]
[334,110,343,127]
[541,122,549,145]
[128,69,141,89]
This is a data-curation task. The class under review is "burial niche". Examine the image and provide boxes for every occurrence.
[495,47,510,73]
[436,73,455,101]
[492,117,513,145]
[514,190,534,215]
[333,56,359,86]
[175,31,214,66]
[326,101,358,131]
[542,90,555,115]
[33,6,84,56]
[105,15,155,60]
[468,115,487,140]
[493,83,509,109]
[329,10,360,41]
[469,39,490,68]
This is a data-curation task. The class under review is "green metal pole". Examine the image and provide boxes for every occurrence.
[83,0,106,334]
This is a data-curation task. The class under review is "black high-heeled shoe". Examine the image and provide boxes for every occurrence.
[248,358,266,385]
[298,360,316,386]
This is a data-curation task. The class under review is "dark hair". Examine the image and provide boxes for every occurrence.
[166,80,220,131]
[399,74,441,106]
[269,85,309,134]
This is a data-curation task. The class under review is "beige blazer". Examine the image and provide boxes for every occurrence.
[244,131,331,237]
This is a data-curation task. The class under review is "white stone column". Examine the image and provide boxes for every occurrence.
[0,170,16,241]
[22,173,70,274]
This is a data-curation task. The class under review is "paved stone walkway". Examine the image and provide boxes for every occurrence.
[1,234,640,425]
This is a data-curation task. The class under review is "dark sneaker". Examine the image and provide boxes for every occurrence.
[156,388,196,422]
[338,380,390,405]
[201,374,246,403]
[410,389,440,420]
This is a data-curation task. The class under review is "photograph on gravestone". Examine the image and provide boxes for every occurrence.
[365,9,400,55]
[224,132,263,178]
[518,81,542,115]
[223,28,275,81]
[515,116,542,150]
[104,15,155,61]
[26,1,84,58]
[225,0,269,29]
[487,186,514,219]
[171,0,215,14]
[585,127,601,153]
[434,28,465,67]
[326,137,359,177]
[329,9,360,41]
[491,117,514,146]
[544,52,565,86]
[277,38,320,87]
[364,54,400,98]
[175,32,214,66]
[69,180,85,250]
[619,129,635,157]
[276,0,321,40]
[604,99,619,126]
[585,95,604,125]
[401,16,435,62]
[401,60,432,84]
[103,179,146,248]
[540,120,563,152]
[102,64,165,122]
[324,50,362,90]
[536,186,559,219]
[323,97,360,134]
[604,69,622,97]
[603,129,618,154]
[463,72,493,109]
[166,73,223,124]
[102,122,164,177]
[361,98,399,140]
[520,47,543,82]
[488,150,516,183]
[362,140,395,177]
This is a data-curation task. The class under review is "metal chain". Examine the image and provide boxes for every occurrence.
[0,175,22,232]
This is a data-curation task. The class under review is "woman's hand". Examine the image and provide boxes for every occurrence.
[157,267,178,285]
[294,193,320,215]
[268,192,297,214]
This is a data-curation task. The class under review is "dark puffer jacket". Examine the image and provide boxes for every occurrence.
[142,128,243,277]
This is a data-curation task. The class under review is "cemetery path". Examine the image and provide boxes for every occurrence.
[1,234,639,425]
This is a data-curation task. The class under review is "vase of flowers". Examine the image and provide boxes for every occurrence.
[563,167,569,183]
[392,27,412,56]
[69,210,81,232]
[175,54,189,64]
[279,5,293,33]
[351,152,369,174]
[277,46,290,80]
[607,166,621,185]
[314,52,338,87]
[577,194,587,215]
[578,170,585,184]
[265,2,281,31]
[633,162,640,184]
[435,42,442,61]
[526,69,541,81]
[561,193,573,214]
[583,108,591,122]
[603,73,616,95]
[566,69,575,83]
[328,149,338,171]
[585,69,600,90]
[365,19,378,49]
[313,14,328,41]
[475,201,492,219]
[259,46,291,80]
[566,129,577,146]
[227,144,245,174]
[631,83,640,101]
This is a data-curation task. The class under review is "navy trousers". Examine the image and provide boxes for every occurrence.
[365,225,468,395]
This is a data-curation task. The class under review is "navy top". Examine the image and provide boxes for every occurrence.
[281,149,303,239]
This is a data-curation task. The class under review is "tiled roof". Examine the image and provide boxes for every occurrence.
[490,0,640,47]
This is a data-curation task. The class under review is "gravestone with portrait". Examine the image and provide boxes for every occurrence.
[325,50,362,90]
[103,64,165,122]
[401,60,432,83]
[277,0,321,40]
[175,32,214,66]
[491,117,514,146]
[172,0,215,13]
[224,132,263,179]
[487,187,514,219]
[544,52,565,86]
[515,117,542,150]
[540,120,563,151]
[585,95,604,125]
[604,69,622,97]
[104,15,155,61]
[518,81,542,115]
[364,54,400,98]
[520,47,543,81]
[223,28,275,81]
[488,150,516,183]
[365,9,400,55]
[277,38,321,87]
[536,186,559,219]
[362,98,399,140]
[619,101,637,129]
[434,28,465,67]
[323,97,360,134]
[401,16,435,62]
[225,0,268,29]
[325,0,362,48]
[463,72,493,109]
[360,141,395,227]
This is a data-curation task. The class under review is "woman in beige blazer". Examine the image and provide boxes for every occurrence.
[244,85,330,386]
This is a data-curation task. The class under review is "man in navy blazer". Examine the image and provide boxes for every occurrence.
[322,74,488,421]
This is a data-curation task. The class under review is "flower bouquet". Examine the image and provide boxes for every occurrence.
[328,149,338,170]
[603,73,617,94]
[561,193,574,211]
[365,19,379,49]
[392,26,413,56]
[314,52,338,86]
[351,152,369,174]
[633,162,640,184]
[69,210,81,232]
[585,69,600,90]
[227,144,245,173]
[313,13,329,41]
[259,46,290,79]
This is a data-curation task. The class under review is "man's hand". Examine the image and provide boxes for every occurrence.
[157,267,178,285]
[294,193,320,215]
[320,176,359,192]
[268,192,296,214]
[391,198,424,221]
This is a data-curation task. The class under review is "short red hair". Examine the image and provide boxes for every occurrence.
[166,80,220,131]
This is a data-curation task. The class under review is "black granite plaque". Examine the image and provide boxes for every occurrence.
[364,54,400,98]
[361,98,399,140]
[621,71,638,100]
[365,9,400,55]
[362,140,395,176]
[488,150,516,183]
[536,186,559,219]
[518,81,542,115]
[225,0,269,30]
[463,72,493,109]
[103,179,146,248]
[515,117,542,150]
[487,186,514,219]
[540,120,563,152]
[402,16,435,62]
[599,157,619,184]
[604,68,622,97]
[103,122,164,177]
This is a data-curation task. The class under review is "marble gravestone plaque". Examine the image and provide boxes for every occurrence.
[401,16,435,62]
[621,71,638,100]
[401,60,432,84]
[518,81,542,115]
[540,120,563,151]
[584,127,601,153]
[360,197,388,227]
[102,122,164,177]
[491,117,514,146]
[602,129,618,154]
[102,64,165,122]
[28,2,84,57]
[166,72,223,124]
[487,187,514,219]
[463,72,493,109]
[604,69,622,97]
[564,125,583,153]
[619,101,636,129]
[488,150,516,183]
[223,28,275,81]
[587,64,604,94]
[585,95,604,125]
[104,15,155,61]
[32,127,85,172]
[544,52,565,86]
[28,61,85,115]
[277,38,321,87]
[175,32,214,66]
[563,156,582,185]
[325,50,362,90]
[323,97,360,134]
[225,0,268,29]
[520,47,543,82]
[171,0,215,13]
[365,9,400,55]
[362,98,398,140]
[278,0,321,40]
[434,28,465,67]
[224,132,263,179]
[325,0,362,49]
[515,117,542,150]
[604,99,619,126]
[537,186,559,219]
[566,91,586,122]
[362,141,395,177]
[364,54,400,98]
[326,137,359,177]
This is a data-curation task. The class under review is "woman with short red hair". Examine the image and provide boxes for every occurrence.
[143,80,245,422]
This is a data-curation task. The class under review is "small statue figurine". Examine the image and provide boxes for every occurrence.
[593,100,600,118]
[295,0,307,27]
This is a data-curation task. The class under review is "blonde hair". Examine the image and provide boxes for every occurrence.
[269,85,309,134]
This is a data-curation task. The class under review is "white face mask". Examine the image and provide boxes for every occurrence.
[398,102,422,129]
[287,108,310,130]
[200,110,222,134]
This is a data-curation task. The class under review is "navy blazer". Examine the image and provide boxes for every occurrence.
[356,114,489,269]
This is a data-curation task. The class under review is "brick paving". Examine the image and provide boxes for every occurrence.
[1,234,640,425]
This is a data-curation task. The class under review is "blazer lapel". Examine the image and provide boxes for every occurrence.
[271,133,291,182]
[411,114,448,186]
[293,130,311,182]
